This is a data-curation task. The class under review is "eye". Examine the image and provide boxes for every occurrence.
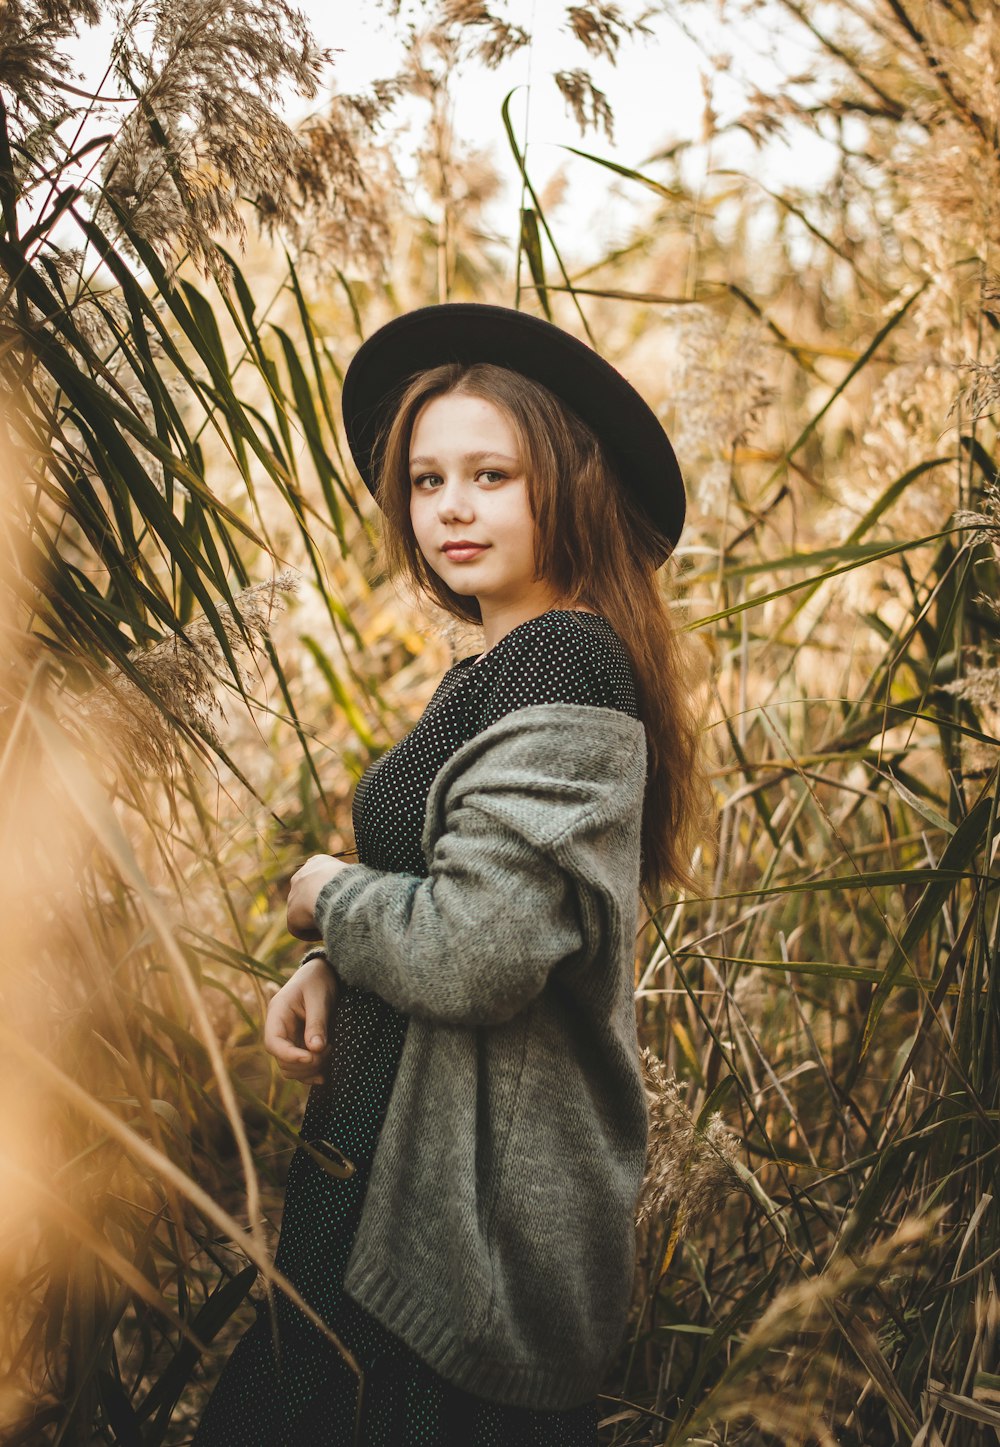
[411,472,442,490]
[477,469,507,485]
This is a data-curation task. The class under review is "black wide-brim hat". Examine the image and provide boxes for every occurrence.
[341,302,686,564]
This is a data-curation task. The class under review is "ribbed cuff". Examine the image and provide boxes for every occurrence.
[313,866,383,989]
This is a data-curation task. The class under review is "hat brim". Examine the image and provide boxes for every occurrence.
[341,303,685,563]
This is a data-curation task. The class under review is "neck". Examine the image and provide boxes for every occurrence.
[477,589,592,653]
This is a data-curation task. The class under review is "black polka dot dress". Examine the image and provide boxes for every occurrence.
[192,609,640,1447]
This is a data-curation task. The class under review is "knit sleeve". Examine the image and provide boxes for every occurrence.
[312,703,644,1029]
[313,804,581,1029]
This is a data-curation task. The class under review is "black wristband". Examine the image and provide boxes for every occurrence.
[299,947,328,968]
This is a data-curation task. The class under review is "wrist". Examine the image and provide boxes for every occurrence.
[298,947,328,969]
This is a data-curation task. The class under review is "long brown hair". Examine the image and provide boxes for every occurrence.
[373,361,708,897]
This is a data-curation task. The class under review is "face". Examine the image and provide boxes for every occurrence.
[408,391,552,616]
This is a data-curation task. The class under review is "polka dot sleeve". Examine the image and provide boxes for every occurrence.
[477,610,639,730]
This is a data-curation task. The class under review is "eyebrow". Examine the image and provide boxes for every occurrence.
[408,451,520,469]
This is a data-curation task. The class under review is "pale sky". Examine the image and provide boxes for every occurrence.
[67,0,839,271]
[305,2,837,265]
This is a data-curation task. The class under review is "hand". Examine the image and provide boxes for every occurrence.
[287,853,352,941]
[263,957,339,1086]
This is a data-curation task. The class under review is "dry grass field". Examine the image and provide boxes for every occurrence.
[0,1,997,1442]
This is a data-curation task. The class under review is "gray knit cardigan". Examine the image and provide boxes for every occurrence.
[313,700,650,1411]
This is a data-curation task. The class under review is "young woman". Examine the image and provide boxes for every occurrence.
[192,303,704,1446]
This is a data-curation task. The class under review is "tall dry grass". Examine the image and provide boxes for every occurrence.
[0,0,998,1443]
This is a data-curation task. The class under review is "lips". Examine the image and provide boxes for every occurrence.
[442,542,489,559]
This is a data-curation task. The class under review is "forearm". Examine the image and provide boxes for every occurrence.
[313,817,583,1027]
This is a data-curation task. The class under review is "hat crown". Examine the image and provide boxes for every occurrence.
[341,302,685,564]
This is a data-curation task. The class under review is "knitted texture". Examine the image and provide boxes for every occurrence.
[314,701,649,1410]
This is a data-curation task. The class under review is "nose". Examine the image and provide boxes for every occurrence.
[435,476,474,524]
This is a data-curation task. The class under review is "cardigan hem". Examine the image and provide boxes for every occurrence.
[343,1253,612,1412]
